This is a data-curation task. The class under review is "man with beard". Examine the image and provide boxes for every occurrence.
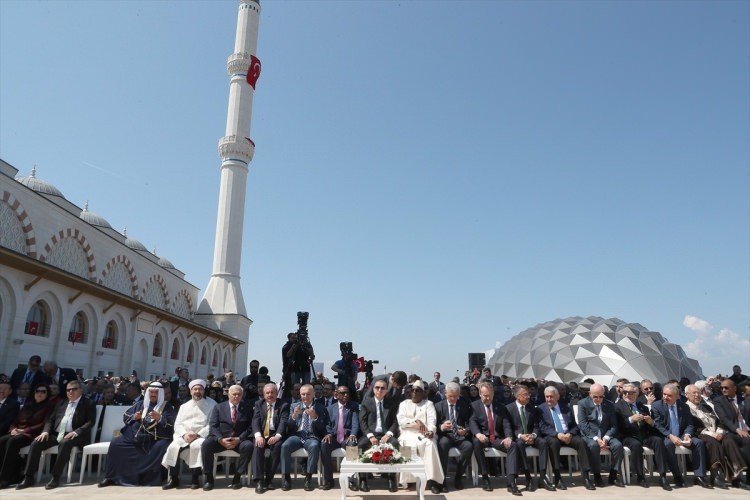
[161,379,216,490]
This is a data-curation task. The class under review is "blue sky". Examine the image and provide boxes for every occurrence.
[1,0,748,382]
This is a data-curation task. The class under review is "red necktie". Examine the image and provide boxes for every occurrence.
[231,404,237,424]
[486,405,495,442]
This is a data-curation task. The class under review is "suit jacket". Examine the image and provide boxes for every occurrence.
[506,401,540,437]
[651,399,694,438]
[614,399,656,440]
[209,400,253,440]
[251,399,290,438]
[712,395,746,435]
[9,368,45,395]
[537,402,580,438]
[325,400,359,442]
[42,368,78,390]
[469,399,513,439]
[435,398,472,441]
[43,396,97,443]
[0,397,21,435]
[577,397,618,440]
[359,396,398,437]
[288,401,327,438]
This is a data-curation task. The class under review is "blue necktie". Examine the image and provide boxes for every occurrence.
[669,405,680,437]
[551,407,564,433]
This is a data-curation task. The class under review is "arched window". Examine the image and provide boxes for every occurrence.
[211,350,218,367]
[187,343,195,363]
[200,346,207,365]
[223,352,230,371]
[153,333,162,357]
[170,339,180,360]
[25,301,49,337]
[68,311,88,345]
[102,321,117,349]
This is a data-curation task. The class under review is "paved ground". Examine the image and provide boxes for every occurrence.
[2,474,746,499]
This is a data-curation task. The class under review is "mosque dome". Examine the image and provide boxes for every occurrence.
[158,256,176,269]
[485,315,703,387]
[79,201,112,229]
[123,228,148,251]
[15,166,65,198]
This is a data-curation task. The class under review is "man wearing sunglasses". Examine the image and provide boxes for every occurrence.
[17,380,95,490]
[711,379,750,489]
[320,385,359,490]
[358,379,399,492]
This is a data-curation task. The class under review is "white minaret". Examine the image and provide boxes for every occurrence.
[197,0,261,367]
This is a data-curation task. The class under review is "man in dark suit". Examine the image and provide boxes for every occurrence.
[280,383,326,491]
[320,384,359,490]
[9,355,43,396]
[712,379,750,488]
[577,383,624,487]
[201,384,253,490]
[469,381,522,495]
[251,382,289,493]
[0,381,20,436]
[537,385,593,490]
[506,384,554,491]
[40,361,77,391]
[651,382,709,488]
[435,381,472,492]
[615,382,671,488]
[16,379,95,490]
[358,378,399,492]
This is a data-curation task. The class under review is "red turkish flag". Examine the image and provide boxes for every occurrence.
[355,357,365,372]
[247,55,261,89]
[27,322,39,335]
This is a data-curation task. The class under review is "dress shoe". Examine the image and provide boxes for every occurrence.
[254,481,267,494]
[508,482,523,496]
[358,479,370,492]
[732,479,750,490]
[584,476,596,490]
[202,480,214,491]
[454,476,464,490]
[162,477,179,490]
[594,473,605,488]
[45,478,59,490]
[554,478,567,490]
[98,478,116,488]
[348,479,358,491]
[388,475,398,492]
[526,476,537,491]
[190,482,200,490]
[608,472,624,487]
[430,480,442,494]
[694,476,712,489]
[304,474,314,491]
[637,475,649,488]
[674,476,686,488]
[264,477,276,490]
[441,481,449,493]
[660,476,672,491]
[542,476,556,491]
[321,480,333,490]
[230,480,242,490]
[0,481,9,489]
[482,475,493,491]
[281,476,291,491]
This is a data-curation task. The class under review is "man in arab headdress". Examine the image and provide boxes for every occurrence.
[99,381,176,487]
[161,379,216,489]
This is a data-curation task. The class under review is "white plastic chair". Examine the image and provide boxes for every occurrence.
[78,405,127,483]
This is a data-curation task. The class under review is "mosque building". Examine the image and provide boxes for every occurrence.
[0,0,262,379]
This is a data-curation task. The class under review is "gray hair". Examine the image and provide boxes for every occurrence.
[445,382,460,394]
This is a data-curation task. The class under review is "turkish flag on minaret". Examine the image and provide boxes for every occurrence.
[247,55,261,89]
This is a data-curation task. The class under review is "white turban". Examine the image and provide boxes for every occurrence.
[189,379,206,390]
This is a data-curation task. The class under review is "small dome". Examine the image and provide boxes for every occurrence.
[158,256,176,269]
[123,227,148,251]
[15,166,66,198]
[79,201,112,229]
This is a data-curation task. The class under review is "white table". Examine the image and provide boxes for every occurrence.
[339,457,427,500]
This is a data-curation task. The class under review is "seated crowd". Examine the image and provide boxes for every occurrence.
[0,357,749,495]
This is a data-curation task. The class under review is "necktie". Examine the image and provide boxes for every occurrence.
[376,400,384,433]
[58,401,75,442]
[337,405,346,443]
[730,399,747,431]
[302,406,311,436]
[486,405,495,442]
[231,404,237,424]
[551,406,564,433]
[263,403,272,438]
[22,371,31,385]
[669,405,680,437]
[520,405,527,434]
[450,404,459,439]
[595,405,601,423]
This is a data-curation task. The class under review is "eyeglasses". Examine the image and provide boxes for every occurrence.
[621,390,635,395]
[66,387,81,392]
[373,386,387,391]
[642,387,653,392]
[721,386,731,390]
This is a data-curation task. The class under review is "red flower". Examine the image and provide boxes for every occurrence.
[372,451,381,462]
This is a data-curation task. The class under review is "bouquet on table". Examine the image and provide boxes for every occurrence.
[359,443,408,464]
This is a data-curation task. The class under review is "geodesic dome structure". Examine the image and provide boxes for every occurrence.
[486,316,703,387]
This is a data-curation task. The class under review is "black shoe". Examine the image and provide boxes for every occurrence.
[98,478,116,488]
[454,476,464,490]
[542,476,556,491]
[584,476,596,490]
[637,475,649,488]
[482,476,493,492]
[430,480,442,494]
[162,477,179,490]
[694,476,712,489]
[0,481,9,490]
[508,482,523,496]
[388,475,398,492]
[202,481,214,491]
[594,473,605,488]
[230,479,242,490]
[732,479,750,490]
[674,476,686,488]
[359,479,370,492]
[348,479,358,491]
[608,472,624,487]
[255,481,267,494]
[264,478,276,490]
[304,475,314,491]
[321,480,333,490]
[281,476,291,491]
[660,476,672,491]
[554,478,567,490]
[45,478,59,490]
[441,481,449,493]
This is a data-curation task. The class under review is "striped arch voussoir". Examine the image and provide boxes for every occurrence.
[1,190,37,258]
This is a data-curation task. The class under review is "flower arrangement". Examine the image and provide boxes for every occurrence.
[359,443,409,464]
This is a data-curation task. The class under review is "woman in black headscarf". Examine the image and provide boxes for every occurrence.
[0,382,54,488]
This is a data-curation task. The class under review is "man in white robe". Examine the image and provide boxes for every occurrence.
[161,379,216,489]
[397,379,445,493]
